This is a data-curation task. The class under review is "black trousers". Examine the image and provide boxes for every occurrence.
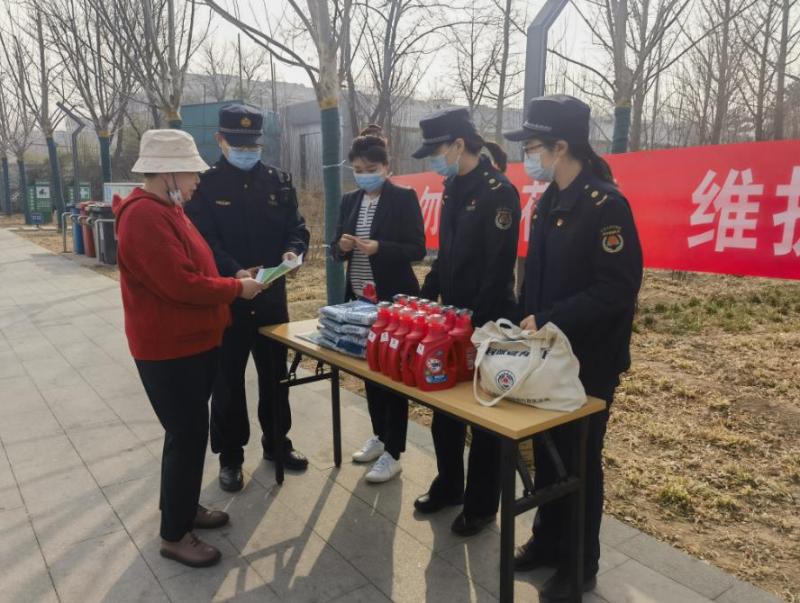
[135,348,219,542]
[364,382,408,460]
[211,320,292,468]
[530,403,611,577]
[429,411,503,518]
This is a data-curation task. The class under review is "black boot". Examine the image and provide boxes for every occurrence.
[218,465,244,492]
[450,511,495,537]
[514,535,557,572]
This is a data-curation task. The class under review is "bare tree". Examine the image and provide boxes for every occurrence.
[0,79,36,219]
[356,0,449,151]
[40,0,135,182]
[773,0,800,139]
[204,0,354,303]
[736,0,779,140]
[200,40,237,102]
[559,0,694,152]
[87,0,208,128]
[451,0,503,121]
[490,0,526,141]
[0,7,68,220]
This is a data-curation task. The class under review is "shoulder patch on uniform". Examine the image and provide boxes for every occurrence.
[495,207,513,230]
[601,225,624,253]
[596,194,609,206]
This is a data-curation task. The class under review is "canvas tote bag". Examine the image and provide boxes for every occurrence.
[471,319,586,412]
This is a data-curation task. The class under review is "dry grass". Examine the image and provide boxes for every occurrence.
[4,213,799,601]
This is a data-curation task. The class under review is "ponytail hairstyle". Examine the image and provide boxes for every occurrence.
[539,137,614,184]
[461,132,508,173]
[348,124,389,165]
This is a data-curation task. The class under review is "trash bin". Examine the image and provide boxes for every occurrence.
[80,202,96,258]
[89,203,117,265]
[70,205,85,255]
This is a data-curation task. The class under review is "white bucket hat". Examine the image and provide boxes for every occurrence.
[132,129,209,174]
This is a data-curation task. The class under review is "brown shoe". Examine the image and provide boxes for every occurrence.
[160,532,221,568]
[194,505,229,530]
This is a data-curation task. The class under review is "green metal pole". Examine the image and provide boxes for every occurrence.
[45,136,65,227]
[17,158,29,224]
[1,156,10,215]
[611,105,632,154]
[99,131,112,182]
[321,105,345,304]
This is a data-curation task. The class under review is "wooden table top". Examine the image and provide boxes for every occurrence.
[261,319,606,442]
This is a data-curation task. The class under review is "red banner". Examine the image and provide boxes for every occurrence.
[392,140,800,280]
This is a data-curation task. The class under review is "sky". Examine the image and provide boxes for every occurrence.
[196,0,602,109]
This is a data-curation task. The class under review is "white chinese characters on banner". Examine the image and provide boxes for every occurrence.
[774,167,800,257]
[688,169,763,252]
[419,186,442,237]
[521,182,549,242]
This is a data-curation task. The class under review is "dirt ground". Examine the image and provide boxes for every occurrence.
[5,216,799,601]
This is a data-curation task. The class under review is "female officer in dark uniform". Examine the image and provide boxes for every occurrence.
[505,95,643,600]
[412,108,521,537]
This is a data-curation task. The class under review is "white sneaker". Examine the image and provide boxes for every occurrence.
[365,452,402,483]
[352,435,384,463]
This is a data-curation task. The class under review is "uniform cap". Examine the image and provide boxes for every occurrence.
[132,129,209,174]
[412,107,478,159]
[218,103,263,146]
[504,95,591,144]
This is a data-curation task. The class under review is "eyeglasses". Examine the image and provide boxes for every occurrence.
[523,143,544,157]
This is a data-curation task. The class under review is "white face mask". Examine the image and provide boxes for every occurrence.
[164,175,185,205]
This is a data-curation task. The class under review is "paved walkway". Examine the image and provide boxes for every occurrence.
[0,228,784,603]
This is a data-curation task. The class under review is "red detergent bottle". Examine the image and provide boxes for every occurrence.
[379,304,404,372]
[393,293,409,307]
[401,312,429,386]
[441,305,458,330]
[406,296,420,311]
[417,299,431,313]
[366,302,392,371]
[413,314,458,391]
[426,302,441,316]
[451,309,476,382]
[385,309,414,381]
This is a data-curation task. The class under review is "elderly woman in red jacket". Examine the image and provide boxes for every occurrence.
[115,129,264,568]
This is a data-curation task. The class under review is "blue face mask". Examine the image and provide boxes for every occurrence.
[429,145,459,178]
[524,152,554,182]
[353,171,386,192]
[227,147,261,171]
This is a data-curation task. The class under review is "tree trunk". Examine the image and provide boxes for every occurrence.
[166,106,183,129]
[611,0,633,153]
[774,0,790,140]
[710,0,732,145]
[98,130,112,182]
[494,0,512,142]
[112,125,125,168]
[45,136,65,222]
[318,38,345,304]
[629,88,646,151]
[1,156,10,215]
[17,158,29,224]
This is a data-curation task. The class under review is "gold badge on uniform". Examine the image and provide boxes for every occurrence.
[215,200,231,206]
[556,218,565,227]
[601,225,624,253]
[495,208,513,230]
[240,116,252,128]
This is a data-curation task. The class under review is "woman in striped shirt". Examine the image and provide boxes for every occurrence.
[331,125,426,483]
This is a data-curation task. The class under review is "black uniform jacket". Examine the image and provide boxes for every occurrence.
[420,156,521,327]
[519,167,643,399]
[186,156,310,326]
[331,179,426,301]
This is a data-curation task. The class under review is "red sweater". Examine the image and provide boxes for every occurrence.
[114,188,242,361]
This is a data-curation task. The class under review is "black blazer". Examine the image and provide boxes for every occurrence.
[331,179,426,301]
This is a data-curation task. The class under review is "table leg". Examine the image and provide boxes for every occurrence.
[499,437,517,603]
[567,417,589,602]
[331,367,342,468]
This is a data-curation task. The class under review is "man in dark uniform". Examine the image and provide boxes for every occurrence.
[186,104,310,492]
[505,95,643,600]
[411,108,521,536]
